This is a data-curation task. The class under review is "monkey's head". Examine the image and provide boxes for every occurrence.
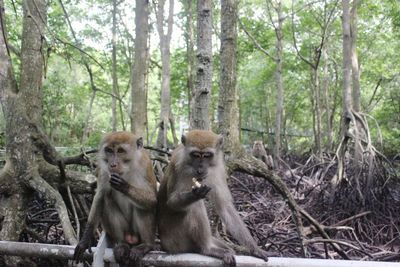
[253,140,264,150]
[99,131,143,176]
[180,130,224,180]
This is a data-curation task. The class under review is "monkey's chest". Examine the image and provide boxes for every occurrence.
[108,190,135,222]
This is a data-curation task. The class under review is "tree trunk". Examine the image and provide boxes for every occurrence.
[111,0,118,131]
[312,67,323,158]
[0,1,79,264]
[322,46,333,151]
[156,0,176,148]
[0,0,78,245]
[218,0,240,156]
[190,0,212,130]
[131,0,149,139]
[274,1,284,168]
[350,0,362,168]
[333,0,353,185]
[183,0,195,122]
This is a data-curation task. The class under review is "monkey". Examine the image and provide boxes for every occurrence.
[252,140,274,169]
[157,130,269,267]
[73,131,157,267]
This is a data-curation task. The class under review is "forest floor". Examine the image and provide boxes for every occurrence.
[1,154,400,266]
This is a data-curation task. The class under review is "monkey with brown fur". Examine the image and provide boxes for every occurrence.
[158,130,269,267]
[252,140,274,169]
[74,131,157,267]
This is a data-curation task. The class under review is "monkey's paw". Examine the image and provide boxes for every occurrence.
[222,252,236,267]
[129,247,146,265]
[73,240,90,263]
[110,174,129,194]
[192,184,211,199]
[113,243,130,266]
[253,248,269,262]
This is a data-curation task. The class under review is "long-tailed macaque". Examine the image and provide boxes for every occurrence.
[74,132,157,266]
[252,140,274,169]
[158,130,269,267]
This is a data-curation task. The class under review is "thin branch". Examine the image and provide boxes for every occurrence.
[238,18,277,61]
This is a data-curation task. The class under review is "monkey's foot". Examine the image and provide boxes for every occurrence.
[252,248,269,262]
[113,243,130,266]
[222,252,236,267]
[129,247,147,266]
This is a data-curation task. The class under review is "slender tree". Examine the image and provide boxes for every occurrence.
[131,0,150,139]
[218,0,240,155]
[190,0,212,130]
[334,0,353,186]
[183,0,195,121]
[111,0,118,131]
[155,0,178,148]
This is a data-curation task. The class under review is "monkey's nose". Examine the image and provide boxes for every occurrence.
[197,169,205,176]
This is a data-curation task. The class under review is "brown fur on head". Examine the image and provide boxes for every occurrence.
[181,130,223,150]
[100,131,142,148]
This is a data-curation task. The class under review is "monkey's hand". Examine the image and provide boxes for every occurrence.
[73,238,91,263]
[110,173,129,194]
[192,184,211,199]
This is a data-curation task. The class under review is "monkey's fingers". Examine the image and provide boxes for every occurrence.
[110,176,128,192]
[253,248,269,262]
[73,245,87,263]
[222,253,236,267]
[192,184,211,198]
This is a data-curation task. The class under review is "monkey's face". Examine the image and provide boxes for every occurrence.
[253,141,264,150]
[101,144,134,175]
[185,148,216,180]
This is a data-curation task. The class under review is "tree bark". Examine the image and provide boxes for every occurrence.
[333,0,353,185]
[350,0,362,168]
[274,1,284,167]
[183,0,195,122]
[190,0,212,130]
[131,0,149,139]
[156,0,176,148]
[322,46,333,151]
[218,0,240,156]
[111,0,118,131]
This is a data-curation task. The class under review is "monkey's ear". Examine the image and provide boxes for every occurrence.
[137,137,143,149]
[216,135,224,150]
[181,134,187,146]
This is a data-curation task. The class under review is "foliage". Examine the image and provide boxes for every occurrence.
[1,0,399,156]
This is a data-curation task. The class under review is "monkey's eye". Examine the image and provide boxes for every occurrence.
[191,152,202,158]
[105,147,113,154]
[203,152,213,158]
[123,159,131,163]
[117,148,126,154]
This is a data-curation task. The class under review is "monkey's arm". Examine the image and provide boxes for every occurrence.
[73,188,104,262]
[166,184,211,211]
[110,174,157,210]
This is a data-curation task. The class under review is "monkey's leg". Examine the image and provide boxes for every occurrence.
[129,209,155,266]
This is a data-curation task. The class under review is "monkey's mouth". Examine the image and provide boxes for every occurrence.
[195,177,205,182]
